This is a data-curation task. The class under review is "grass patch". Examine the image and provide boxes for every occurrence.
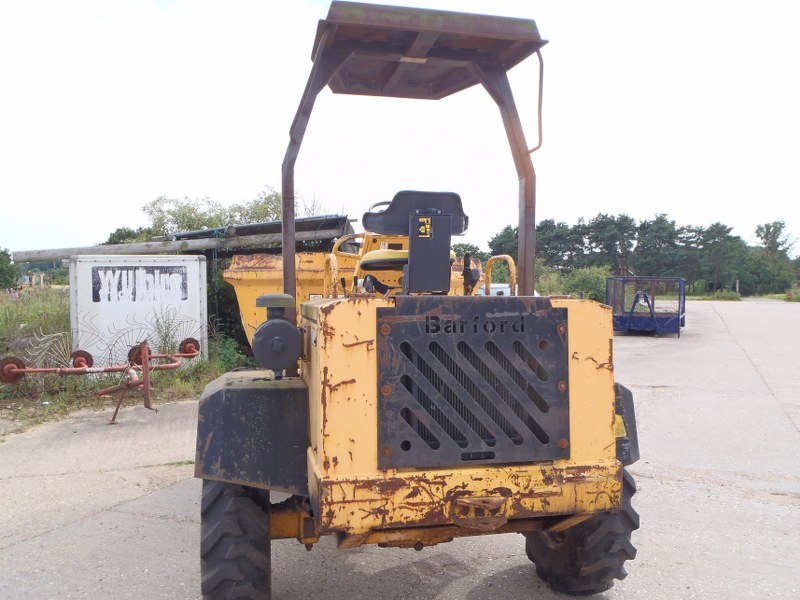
[759,293,787,301]
[686,290,741,301]
[1,288,70,356]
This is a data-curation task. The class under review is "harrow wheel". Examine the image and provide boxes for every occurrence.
[179,337,200,356]
[0,357,26,384]
[127,344,148,366]
[70,350,94,369]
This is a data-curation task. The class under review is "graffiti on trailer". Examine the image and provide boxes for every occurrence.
[91,266,188,303]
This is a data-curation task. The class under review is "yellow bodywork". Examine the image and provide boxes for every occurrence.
[226,244,484,346]
[225,252,359,345]
[299,296,621,542]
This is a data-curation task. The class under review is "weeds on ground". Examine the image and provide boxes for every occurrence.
[785,286,800,302]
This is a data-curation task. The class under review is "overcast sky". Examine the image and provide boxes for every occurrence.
[1,0,798,258]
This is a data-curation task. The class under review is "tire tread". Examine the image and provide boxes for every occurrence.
[200,480,271,600]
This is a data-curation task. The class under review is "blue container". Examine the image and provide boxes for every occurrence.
[606,276,686,336]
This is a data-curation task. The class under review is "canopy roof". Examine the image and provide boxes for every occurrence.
[313,1,547,99]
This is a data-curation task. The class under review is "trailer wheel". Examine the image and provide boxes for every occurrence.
[201,479,271,599]
[524,469,639,596]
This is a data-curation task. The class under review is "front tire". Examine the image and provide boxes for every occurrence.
[524,469,639,596]
[201,479,271,599]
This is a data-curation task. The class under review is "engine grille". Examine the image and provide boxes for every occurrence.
[377,296,570,469]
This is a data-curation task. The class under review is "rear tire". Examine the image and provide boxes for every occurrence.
[201,479,271,599]
[524,469,639,596]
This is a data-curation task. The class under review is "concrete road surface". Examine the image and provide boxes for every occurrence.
[1,300,798,599]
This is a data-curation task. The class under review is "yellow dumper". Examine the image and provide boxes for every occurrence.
[196,3,640,598]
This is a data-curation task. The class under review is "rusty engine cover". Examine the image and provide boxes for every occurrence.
[377,296,570,469]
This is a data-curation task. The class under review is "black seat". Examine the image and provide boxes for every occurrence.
[361,190,467,294]
[362,191,468,235]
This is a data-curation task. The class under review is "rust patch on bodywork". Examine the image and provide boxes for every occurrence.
[315,462,620,534]
[572,351,613,371]
[320,321,336,348]
[320,366,330,434]
[342,339,375,351]
[328,378,356,392]
[320,302,337,316]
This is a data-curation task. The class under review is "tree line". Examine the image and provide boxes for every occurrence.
[3,195,797,298]
[457,214,798,296]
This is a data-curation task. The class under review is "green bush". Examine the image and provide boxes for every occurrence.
[208,334,256,373]
[534,262,565,296]
[786,286,800,302]
[489,262,510,283]
[564,266,612,302]
[532,264,615,300]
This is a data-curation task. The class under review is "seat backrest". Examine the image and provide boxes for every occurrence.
[362,191,468,235]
